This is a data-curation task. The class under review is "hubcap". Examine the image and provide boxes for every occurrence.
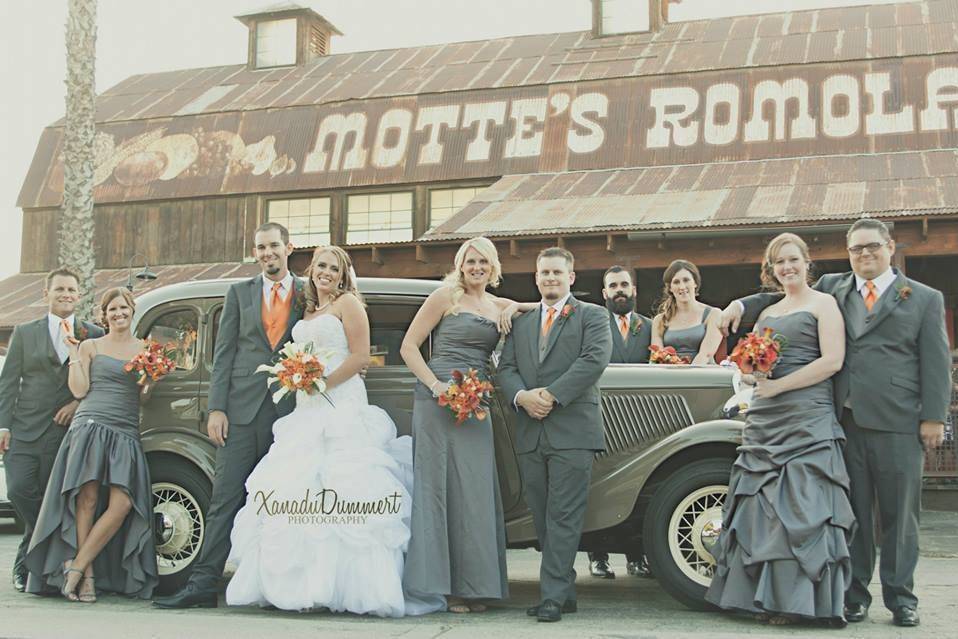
[667,484,727,587]
[152,482,204,576]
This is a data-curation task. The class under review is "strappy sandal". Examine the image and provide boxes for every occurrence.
[447,598,471,613]
[754,613,771,623]
[78,576,96,603]
[61,560,83,602]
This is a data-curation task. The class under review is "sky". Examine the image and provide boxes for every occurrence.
[0,0,918,280]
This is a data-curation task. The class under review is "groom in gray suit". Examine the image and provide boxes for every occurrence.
[154,222,304,608]
[722,218,951,627]
[0,268,103,592]
[499,247,612,622]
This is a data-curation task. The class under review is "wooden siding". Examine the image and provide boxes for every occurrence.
[21,195,256,272]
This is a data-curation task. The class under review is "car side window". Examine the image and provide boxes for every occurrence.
[144,309,199,371]
[367,301,428,367]
[207,306,222,364]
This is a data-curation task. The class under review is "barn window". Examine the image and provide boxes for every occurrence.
[598,0,651,36]
[267,197,331,248]
[346,192,413,244]
[255,18,297,68]
[428,187,482,232]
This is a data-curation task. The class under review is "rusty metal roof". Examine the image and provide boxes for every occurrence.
[81,1,958,124]
[0,262,261,330]
[420,149,958,241]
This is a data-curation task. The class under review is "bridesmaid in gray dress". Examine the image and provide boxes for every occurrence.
[651,260,723,364]
[26,288,159,601]
[400,237,536,614]
[705,234,853,626]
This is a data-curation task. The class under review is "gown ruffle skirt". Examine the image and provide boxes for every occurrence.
[25,355,158,598]
[225,315,413,617]
[705,312,855,621]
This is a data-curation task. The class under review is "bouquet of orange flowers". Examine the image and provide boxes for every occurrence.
[256,342,334,405]
[437,368,495,425]
[649,344,691,365]
[124,339,177,386]
[729,327,787,377]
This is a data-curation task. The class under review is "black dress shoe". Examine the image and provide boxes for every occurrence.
[526,600,576,616]
[12,571,26,593]
[627,556,653,578]
[589,558,615,579]
[844,603,868,623]
[892,606,920,627]
[536,599,562,622]
[152,583,217,609]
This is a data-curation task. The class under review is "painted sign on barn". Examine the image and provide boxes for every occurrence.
[19,55,958,208]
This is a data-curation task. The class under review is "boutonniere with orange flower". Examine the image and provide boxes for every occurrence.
[895,284,912,302]
[630,315,644,336]
[559,303,575,321]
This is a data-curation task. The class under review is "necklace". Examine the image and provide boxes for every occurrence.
[314,299,331,312]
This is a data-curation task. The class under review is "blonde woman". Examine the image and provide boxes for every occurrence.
[651,260,723,364]
[401,237,536,614]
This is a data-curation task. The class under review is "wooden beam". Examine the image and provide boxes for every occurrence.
[509,239,520,258]
[922,217,929,240]
[371,246,383,265]
[416,245,428,264]
[606,233,616,253]
[339,219,958,279]
[556,236,566,249]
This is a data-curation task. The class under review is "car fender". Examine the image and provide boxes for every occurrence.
[141,429,217,483]
[584,418,742,531]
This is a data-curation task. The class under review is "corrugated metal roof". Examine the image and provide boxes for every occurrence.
[79,1,958,124]
[420,150,958,241]
[0,262,261,330]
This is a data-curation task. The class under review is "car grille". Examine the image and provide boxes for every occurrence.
[598,393,694,458]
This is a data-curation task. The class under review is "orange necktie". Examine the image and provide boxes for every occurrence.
[270,282,282,309]
[864,280,877,312]
[542,307,556,337]
[60,319,72,338]
[618,315,629,340]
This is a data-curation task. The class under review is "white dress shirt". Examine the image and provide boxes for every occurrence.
[539,293,572,332]
[855,267,896,301]
[49,313,75,364]
[262,273,294,309]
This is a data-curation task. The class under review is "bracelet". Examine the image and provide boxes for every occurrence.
[429,380,443,398]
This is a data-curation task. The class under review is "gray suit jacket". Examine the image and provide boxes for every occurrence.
[0,317,104,442]
[207,275,305,425]
[498,296,612,454]
[610,312,652,364]
[740,270,951,434]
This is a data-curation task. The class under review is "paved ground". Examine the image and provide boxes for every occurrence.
[1,512,956,639]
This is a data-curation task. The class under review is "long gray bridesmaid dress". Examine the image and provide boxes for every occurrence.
[403,312,508,613]
[705,311,854,621]
[25,353,158,598]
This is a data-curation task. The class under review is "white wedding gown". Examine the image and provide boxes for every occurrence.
[226,314,413,617]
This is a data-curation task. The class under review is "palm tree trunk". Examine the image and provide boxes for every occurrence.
[60,0,98,320]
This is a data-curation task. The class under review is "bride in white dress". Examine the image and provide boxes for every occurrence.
[226,246,413,617]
